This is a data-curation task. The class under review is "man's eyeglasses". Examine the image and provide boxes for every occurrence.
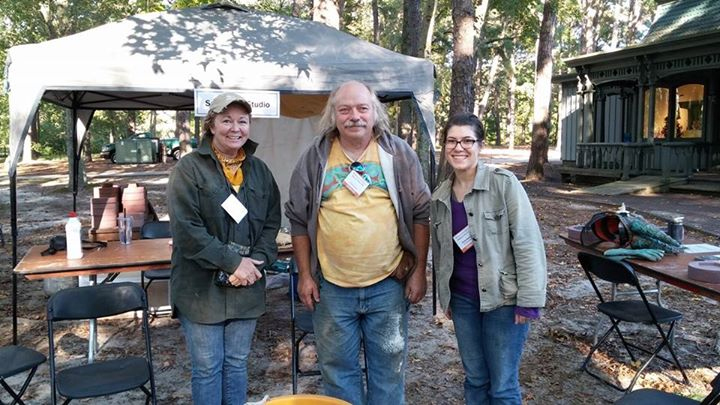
[349,161,371,183]
[350,161,366,173]
[445,138,478,149]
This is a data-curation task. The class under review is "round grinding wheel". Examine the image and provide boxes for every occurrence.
[688,260,720,284]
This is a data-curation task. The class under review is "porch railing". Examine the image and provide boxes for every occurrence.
[576,142,708,179]
[576,143,654,180]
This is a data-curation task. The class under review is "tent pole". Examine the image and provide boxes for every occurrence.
[429,141,437,316]
[10,171,18,344]
[72,106,79,211]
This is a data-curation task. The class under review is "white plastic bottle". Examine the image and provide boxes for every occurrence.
[65,211,83,260]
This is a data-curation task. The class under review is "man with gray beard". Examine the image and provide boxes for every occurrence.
[285,80,430,405]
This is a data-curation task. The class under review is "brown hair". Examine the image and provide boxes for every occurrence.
[441,113,485,144]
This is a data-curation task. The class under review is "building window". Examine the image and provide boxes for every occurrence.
[644,87,669,139]
[676,84,703,139]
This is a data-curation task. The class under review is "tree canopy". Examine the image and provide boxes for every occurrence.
[0,0,658,164]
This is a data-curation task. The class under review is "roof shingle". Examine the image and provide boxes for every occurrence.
[642,0,720,44]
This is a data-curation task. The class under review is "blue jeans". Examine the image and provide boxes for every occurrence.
[450,294,529,405]
[313,277,408,405]
[180,316,257,405]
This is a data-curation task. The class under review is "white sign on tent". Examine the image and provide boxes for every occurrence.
[195,89,280,118]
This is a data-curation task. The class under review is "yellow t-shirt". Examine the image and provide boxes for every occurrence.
[317,139,403,287]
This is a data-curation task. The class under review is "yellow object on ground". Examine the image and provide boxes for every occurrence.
[267,394,352,405]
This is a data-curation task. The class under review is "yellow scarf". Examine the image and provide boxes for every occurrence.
[212,144,246,188]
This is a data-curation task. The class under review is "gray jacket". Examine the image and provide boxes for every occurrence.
[284,131,431,280]
[430,163,547,312]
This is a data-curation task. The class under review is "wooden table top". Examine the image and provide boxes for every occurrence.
[14,238,173,280]
[15,238,294,280]
[560,234,720,302]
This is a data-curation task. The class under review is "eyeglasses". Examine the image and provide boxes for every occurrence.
[350,161,366,173]
[445,138,478,149]
[349,161,371,183]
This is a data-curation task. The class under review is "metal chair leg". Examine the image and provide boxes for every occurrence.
[0,364,39,405]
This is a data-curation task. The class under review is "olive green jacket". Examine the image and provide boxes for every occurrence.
[431,163,547,313]
[167,138,281,323]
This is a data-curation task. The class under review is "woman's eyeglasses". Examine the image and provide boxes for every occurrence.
[444,138,478,149]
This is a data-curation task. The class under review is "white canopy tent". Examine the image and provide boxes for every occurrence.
[3,3,436,342]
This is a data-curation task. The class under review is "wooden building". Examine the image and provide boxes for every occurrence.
[556,0,720,181]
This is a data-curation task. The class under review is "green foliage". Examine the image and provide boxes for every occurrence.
[87,110,149,152]
[342,0,375,42]
[35,102,68,159]
[0,0,151,158]
[0,0,658,158]
[0,95,8,149]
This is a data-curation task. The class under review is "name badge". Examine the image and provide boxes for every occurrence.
[453,226,474,253]
[342,170,370,197]
[221,194,248,223]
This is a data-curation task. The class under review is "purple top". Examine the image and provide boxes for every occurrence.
[450,196,480,301]
[450,196,540,320]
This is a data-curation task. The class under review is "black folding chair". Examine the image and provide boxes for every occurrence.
[289,262,367,394]
[46,282,157,404]
[0,345,46,405]
[139,221,172,295]
[578,252,689,392]
[615,372,720,405]
[290,263,322,394]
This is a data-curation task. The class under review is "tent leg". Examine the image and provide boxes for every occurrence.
[10,172,18,344]
[72,107,79,212]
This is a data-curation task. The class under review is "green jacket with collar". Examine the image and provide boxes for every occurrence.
[430,163,547,313]
[167,137,281,323]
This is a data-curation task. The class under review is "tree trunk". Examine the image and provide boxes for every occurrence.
[24,110,40,162]
[108,111,117,143]
[401,0,421,57]
[449,0,476,117]
[504,49,517,150]
[580,0,601,53]
[476,0,490,29]
[398,0,422,142]
[420,0,438,57]
[625,0,645,46]
[526,0,556,181]
[372,0,380,44]
[292,0,302,18]
[66,109,85,192]
[492,88,501,146]
[175,111,192,158]
[609,2,620,49]
[84,130,93,162]
[149,111,157,135]
[475,53,500,119]
[555,84,563,153]
[313,0,340,29]
[471,0,491,117]
[337,0,345,29]
[127,111,138,136]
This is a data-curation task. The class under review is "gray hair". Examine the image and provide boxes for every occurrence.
[318,81,391,138]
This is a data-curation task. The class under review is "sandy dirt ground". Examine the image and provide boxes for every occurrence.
[1,155,719,404]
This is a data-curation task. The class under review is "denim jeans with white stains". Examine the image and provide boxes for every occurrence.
[313,276,409,405]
